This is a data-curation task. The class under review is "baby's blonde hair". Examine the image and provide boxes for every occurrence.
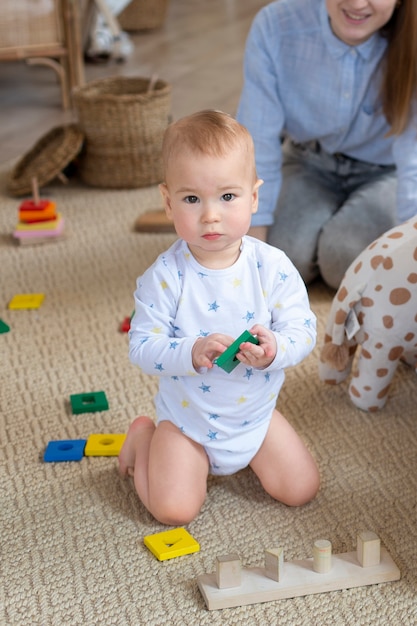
[162,110,257,180]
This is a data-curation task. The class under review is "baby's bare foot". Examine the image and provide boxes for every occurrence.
[118,416,155,477]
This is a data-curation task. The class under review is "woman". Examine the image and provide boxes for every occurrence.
[236,0,417,288]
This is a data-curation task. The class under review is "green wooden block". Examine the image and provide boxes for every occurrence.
[0,319,10,334]
[70,391,109,414]
[215,330,259,373]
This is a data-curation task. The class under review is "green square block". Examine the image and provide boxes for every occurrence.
[70,391,109,414]
[215,330,259,373]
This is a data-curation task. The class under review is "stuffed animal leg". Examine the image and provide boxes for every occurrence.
[319,218,417,412]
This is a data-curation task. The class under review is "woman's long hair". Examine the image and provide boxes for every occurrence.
[381,0,417,134]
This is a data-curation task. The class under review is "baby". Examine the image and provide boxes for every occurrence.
[119,110,320,525]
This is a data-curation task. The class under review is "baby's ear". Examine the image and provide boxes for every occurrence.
[159,183,173,218]
[252,178,264,214]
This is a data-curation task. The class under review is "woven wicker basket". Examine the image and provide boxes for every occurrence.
[7,124,84,197]
[73,76,171,189]
[118,0,169,31]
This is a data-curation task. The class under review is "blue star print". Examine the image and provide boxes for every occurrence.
[209,413,220,421]
[208,301,220,312]
[199,383,211,393]
[154,362,164,372]
[304,318,313,327]
[244,311,255,322]
[244,368,254,380]
[279,272,288,281]
[207,430,218,440]
[169,341,179,349]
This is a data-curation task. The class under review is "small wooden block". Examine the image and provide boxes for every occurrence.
[313,539,332,574]
[144,528,200,561]
[357,531,381,567]
[197,548,400,610]
[70,391,109,414]
[119,316,131,333]
[19,201,57,223]
[15,215,61,231]
[0,319,10,334]
[8,293,45,310]
[19,199,51,212]
[84,433,126,456]
[265,547,284,582]
[215,331,259,373]
[216,554,241,589]
[44,439,87,462]
[133,209,176,233]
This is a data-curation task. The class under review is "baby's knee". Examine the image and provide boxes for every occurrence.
[150,498,204,526]
[279,471,320,507]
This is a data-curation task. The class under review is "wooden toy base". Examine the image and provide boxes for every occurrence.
[197,548,400,610]
[133,209,176,233]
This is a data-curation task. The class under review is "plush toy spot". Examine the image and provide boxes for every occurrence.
[370,255,384,270]
[389,287,411,305]
[387,231,404,239]
[388,346,404,361]
[377,385,390,399]
[383,315,394,329]
[376,368,389,377]
[350,385,360,397]
[337,286,348,302]
[335,308,347,324]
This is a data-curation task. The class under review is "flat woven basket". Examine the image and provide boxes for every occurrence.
[7,124,84,197]
[73,76,171,189]
[118,0,169,31]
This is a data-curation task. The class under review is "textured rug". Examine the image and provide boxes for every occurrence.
[1,164,416,626]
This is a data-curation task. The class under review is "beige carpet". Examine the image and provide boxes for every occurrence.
[1,163,416,626]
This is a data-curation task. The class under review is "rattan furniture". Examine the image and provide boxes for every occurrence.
[0,0,84,110]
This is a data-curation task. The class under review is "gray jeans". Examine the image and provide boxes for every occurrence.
[268,139,397,289]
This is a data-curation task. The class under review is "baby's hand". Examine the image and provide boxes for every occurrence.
[236,324,276,369]
[192,333,234,370]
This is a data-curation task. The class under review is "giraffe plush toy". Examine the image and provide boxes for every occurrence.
[319,218,417,411]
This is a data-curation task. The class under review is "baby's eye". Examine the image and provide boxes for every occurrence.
[184,195,199,204]
[222,193,235,202]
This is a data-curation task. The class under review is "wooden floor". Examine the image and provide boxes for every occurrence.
[0,0,266,165]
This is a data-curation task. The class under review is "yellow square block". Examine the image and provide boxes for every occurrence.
[8,293,45,310]
[144,528,200,561]
[84,433,126,456]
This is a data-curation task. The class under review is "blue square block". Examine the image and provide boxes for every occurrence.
[44,439,87,462]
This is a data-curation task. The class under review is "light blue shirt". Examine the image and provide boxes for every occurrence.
[236,0,417,226]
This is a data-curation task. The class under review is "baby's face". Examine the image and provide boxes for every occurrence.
[160,145,262,268]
